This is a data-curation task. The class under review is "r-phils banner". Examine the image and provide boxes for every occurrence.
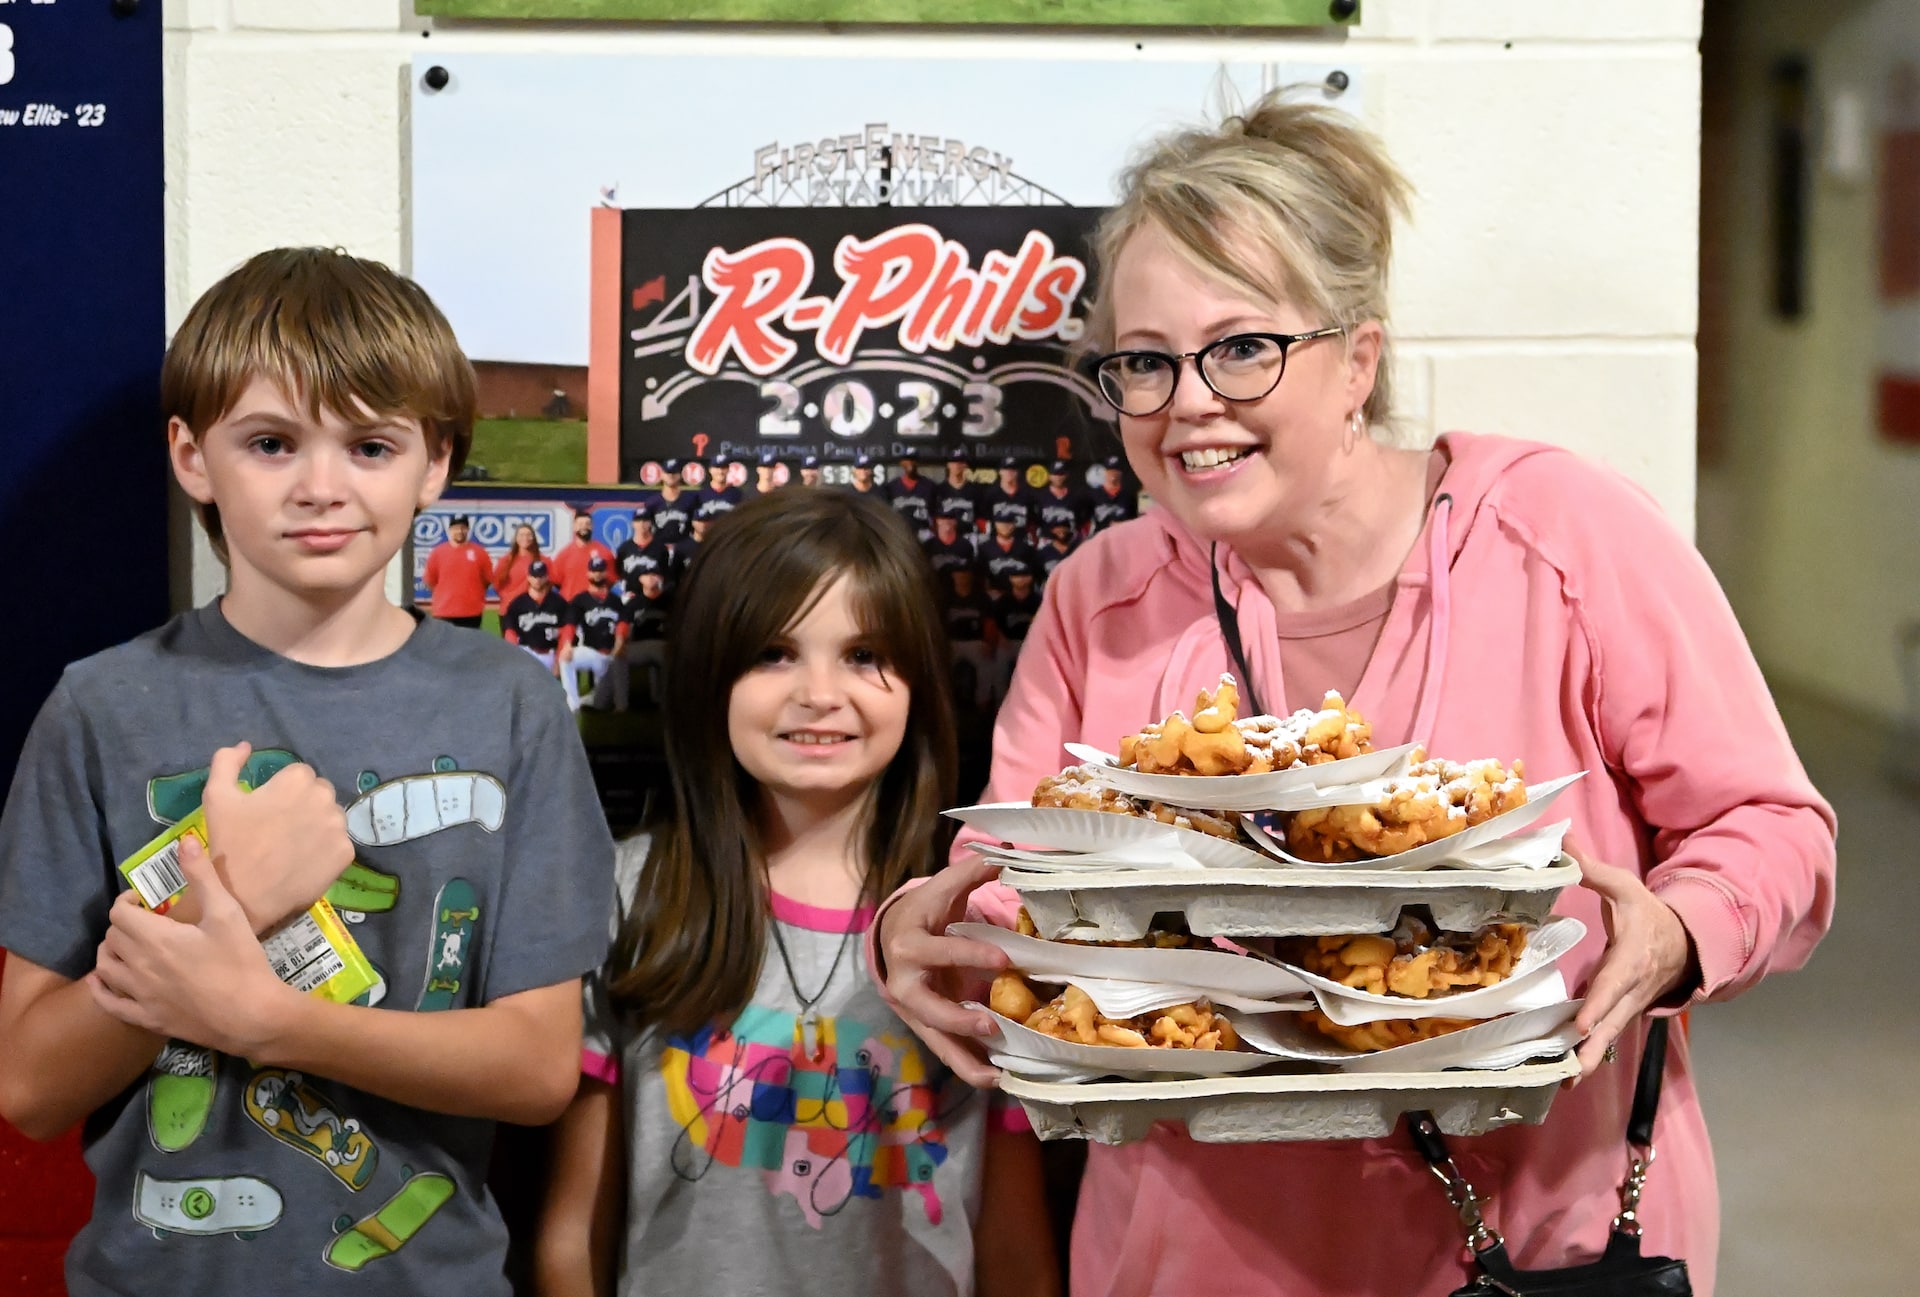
[597,206,1112,479]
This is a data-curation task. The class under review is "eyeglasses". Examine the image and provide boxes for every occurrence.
[1090,326,1347,417]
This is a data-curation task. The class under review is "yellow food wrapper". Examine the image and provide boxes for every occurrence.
[118,809,377,1006]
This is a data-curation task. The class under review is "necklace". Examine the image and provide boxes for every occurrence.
[768,910,859,1064]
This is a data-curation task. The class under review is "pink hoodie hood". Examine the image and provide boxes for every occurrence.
[898,432,1833,1297]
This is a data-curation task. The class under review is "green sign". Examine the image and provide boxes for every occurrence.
[414,0,1358,26]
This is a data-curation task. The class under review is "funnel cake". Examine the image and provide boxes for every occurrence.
[1275,915,1531,1000]
[1118,677,1371,777]
[1285,752,1528,862]
[991,976,1242,1052]
[1031,765,1241,840]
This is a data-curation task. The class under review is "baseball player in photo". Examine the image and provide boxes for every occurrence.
[798,454,823,488]
[551,507,615,601]
[934,446,981,534]
[652,459,695,544]
[924,512,979,581]
[977,514,1040,599]
[1035,459,1093,540]
[421,513,494,628]
[621,568,671,706]
[501,559,569,687]
[884,450,937,542]
[615,502,672,596]
[849,451,879,495]
[1089,453,1139,532]
[984,454,1039,541]
[754,448,783,496]
[696,454,742,525]
[560,554,628,712]
[1037,517,1079,588]
[941,565,999,710]
[990,567,1045,698]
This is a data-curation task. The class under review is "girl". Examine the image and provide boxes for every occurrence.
[494,521,544,616]
[536,488,1057,1297]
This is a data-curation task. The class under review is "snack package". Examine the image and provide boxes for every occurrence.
[119,808,378,1006]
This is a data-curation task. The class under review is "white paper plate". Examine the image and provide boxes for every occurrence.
[1279,916,1584,1024]
[974,1004,1288,1080]
[948,801,1287,870]
[969,842,1210,872]
[1232,998,1583,1071]
[1060,741,1423,813]
[1058,976,1310,1017]
[1239,773,1586,871]
[951,922,1312,1002]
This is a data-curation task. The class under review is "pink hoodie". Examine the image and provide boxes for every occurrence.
[886,433,1835,1296]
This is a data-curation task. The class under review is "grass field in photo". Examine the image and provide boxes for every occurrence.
[466,418,589,485]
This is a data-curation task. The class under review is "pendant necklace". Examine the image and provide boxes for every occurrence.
[769,911,858,1064]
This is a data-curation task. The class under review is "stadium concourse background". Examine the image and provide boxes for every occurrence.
[6,2,1711,1294]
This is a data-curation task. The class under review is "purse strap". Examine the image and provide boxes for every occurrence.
[1408,1017,1671,1262]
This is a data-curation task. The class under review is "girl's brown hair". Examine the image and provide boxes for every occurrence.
[609,488,958,1034]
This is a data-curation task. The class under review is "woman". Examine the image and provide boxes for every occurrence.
[872,95,1835,1297]
[493,521,544,617]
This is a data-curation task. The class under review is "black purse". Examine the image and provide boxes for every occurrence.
[1406,1019,1692,1297]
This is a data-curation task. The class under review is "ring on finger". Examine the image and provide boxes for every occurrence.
[1602,1043,1617,1063]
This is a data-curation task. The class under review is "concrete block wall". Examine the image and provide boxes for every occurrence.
[163,0,1703,606]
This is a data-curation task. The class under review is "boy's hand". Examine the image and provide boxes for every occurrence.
[202,742,354,935]
[91,834,296,1057]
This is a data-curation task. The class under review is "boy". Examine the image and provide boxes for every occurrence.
[0,248,615,1296]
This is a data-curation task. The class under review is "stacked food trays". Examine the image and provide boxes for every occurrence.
[947,678,1590,1142]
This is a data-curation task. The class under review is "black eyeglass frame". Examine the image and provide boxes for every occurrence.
[1089,325,1349,417]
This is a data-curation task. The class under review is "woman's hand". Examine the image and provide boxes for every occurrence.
[878,855,1011,1088]
[90,833,297,1057]
[1570,846,1696,1077]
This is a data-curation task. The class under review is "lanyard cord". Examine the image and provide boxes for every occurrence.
[1209,542,1267,717]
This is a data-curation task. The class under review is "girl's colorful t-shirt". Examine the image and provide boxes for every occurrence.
[584,839,996,1297]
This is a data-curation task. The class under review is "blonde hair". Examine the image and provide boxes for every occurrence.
[1086,92,1414,435]
[162,247,477,560]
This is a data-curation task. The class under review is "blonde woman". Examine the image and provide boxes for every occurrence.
[872,94,1835,1296]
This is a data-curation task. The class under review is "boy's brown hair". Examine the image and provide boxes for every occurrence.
[161,247,477,560]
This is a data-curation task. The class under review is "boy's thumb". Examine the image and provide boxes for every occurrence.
[177,833,236,918]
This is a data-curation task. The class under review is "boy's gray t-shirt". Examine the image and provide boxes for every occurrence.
[585,838,992,1297]
[0,604,616,1296]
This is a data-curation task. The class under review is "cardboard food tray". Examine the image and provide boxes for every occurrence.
[1001,1054,1582,1145]
[1001,859,1581,941]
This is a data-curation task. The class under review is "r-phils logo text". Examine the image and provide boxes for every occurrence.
[687,223,1086,377]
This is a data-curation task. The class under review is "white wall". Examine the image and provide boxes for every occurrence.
[163,0,1703,607]
[1697,0,1920,722]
